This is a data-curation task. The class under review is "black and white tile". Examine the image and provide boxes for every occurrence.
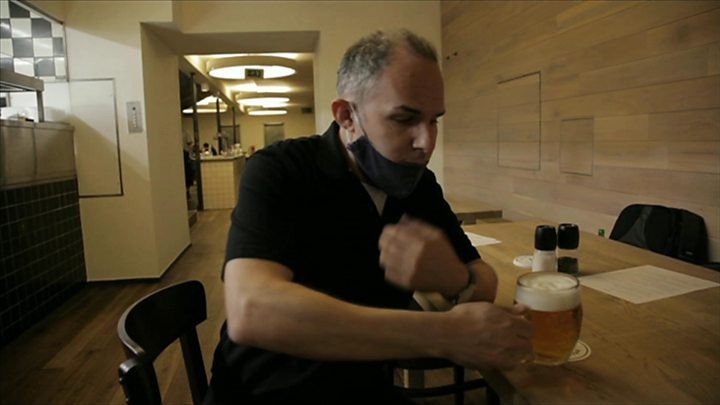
[0,0,67,80]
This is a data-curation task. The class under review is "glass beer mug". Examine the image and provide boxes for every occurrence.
[515,272,583,365]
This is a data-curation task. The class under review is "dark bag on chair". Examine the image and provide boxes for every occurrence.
[610,204,708,264]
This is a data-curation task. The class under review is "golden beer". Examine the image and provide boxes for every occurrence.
[515,272,582,366]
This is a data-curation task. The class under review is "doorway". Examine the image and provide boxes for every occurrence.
[264,122,285,146]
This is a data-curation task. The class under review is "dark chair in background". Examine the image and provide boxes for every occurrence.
[610,204,717,269]
[117,280,208,405]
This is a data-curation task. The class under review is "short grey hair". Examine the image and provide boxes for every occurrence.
[336,29,438,102]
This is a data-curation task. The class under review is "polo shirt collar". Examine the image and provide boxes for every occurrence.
[318,121,355,180]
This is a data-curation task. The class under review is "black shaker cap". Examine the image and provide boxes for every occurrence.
[535,225,557,250]
[558,223,580,249]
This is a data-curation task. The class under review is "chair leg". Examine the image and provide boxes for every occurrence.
[486,384,500,405]
[453,366,464,405]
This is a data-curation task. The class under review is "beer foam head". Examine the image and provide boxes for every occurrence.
[515,272,580,312]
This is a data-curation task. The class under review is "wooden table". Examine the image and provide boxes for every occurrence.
[463,220,720,404]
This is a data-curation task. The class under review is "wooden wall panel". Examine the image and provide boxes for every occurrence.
[560,118,593,175]
[543,8,720,89]
[647,109,720,141]
[442,1,720,261]
[497,73,541,170]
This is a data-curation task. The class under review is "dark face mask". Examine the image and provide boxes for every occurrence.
[347,128,426,199]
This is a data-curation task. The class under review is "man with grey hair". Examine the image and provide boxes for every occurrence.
[206,29,532,404]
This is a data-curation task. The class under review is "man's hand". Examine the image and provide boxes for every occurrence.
[441,302,534,371]
[379,215,469,295]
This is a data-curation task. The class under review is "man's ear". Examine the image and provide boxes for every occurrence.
[331,99,355,132]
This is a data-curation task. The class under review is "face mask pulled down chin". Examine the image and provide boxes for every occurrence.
[347,134,426,199]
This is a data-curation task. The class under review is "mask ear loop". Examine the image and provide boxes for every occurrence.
[347,102,368,145]
[345,102,360,145]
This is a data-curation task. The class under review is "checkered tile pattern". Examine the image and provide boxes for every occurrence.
[0,0,66,80]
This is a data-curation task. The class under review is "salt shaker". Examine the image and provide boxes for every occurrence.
[532,225,557,272]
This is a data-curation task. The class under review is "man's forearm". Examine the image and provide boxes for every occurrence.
[469,259,498,303]
[224,258,531,371]
[224,258,448,361]
[439,259,498,304]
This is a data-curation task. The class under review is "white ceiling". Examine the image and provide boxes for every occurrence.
[147,24,318,112]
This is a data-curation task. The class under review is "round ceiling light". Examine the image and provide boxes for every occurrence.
[207,56,297,80]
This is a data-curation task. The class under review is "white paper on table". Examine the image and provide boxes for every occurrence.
[464,231,501,246]
[579,265,719,304]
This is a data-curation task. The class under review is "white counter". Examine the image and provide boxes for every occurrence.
[200,155,245,209]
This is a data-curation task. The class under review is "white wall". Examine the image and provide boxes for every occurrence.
[239,109,317,149]
[54,1,187,280]
[141,26,191,275]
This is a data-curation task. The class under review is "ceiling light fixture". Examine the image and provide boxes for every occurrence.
[207,56,297,80]
[248,109,288,116]
[238,96,290,108]
[232,83,291,94]
[182,106,227,114]
[196,95,223,105]
[208,52,300,60]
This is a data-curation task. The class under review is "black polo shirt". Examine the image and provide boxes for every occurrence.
[206,122,480,404]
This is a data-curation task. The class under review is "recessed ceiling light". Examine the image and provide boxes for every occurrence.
[248,109,287,116]
[196,95,223,105]
[207,52,300,60]
[182,106,227,114]
[232,83,291,94]
[238,96,290,108]
[207,56,296,80]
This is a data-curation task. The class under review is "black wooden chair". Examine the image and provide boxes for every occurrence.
[392,357,491,405]
[391,297,493,405]
[117,280,208,405]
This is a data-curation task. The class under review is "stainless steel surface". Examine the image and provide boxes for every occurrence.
[0,120,35,186]
[1,119,75,189]
[35,124,75,180]
[0,68,45,92]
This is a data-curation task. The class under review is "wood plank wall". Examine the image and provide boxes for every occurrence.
[441,1,720,261]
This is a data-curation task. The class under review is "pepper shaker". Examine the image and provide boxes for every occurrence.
[558,223,580,275]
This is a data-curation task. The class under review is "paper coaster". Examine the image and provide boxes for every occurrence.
[513,255,533,268]
[568,340,591,362]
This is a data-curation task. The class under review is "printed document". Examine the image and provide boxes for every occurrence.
[580,265,719,304]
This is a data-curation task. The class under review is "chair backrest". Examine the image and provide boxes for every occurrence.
[117,280,208,405]
[609,204,708,264]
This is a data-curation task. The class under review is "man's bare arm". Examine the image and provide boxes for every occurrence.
[223,258,531,370]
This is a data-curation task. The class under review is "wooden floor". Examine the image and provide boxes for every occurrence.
[0,209,487,404]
